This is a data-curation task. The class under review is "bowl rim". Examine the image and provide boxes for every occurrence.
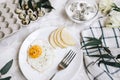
[65,0,99,24]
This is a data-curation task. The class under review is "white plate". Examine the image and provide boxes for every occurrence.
[18,27,83,80]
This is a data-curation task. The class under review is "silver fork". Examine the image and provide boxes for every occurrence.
[49,50,76,80]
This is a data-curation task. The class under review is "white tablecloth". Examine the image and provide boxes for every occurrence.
[0,0,98,80]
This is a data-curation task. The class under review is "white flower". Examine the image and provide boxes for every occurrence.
[105,10,120,27]
[99,0,113,15]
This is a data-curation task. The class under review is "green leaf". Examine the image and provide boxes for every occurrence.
[98,60,120,68]
[19,0,22,9]
[36,0,54,11]
[112,3,120,12]
[36,2,42,9]
[46,8,52,12]
[89,54,114,59]
[116,54,120,59]
[82,36,102,48]
[85,46,103,49]
[28,0,34,11]
[113,9,120,12]
[40,0,49,3]
[103,47,111,53]
[0,59,13,75]
[85,37,100,41]
[0,76,11,80]
[112,3,117,7]
[41,0,50,6]
[99,35,103,40]
[41,0,54,9]
[42,5,54,9]
[82,41,102,48]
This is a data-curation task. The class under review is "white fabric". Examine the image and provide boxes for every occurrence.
[80,27,120,80]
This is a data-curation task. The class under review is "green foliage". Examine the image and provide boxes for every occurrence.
[88,54,114,59]
[28,0,34,11]
[36,0,54,12]
[98,60,120,68]
[0,76,11,80]
[82,36,120,71]
[19,0,22,9]
[112,3,120,12]
[0,59,13,75]
[116,54,120,59]
[0,59,13,80]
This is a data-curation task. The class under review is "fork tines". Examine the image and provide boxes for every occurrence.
[50,50,76,80]
[60,50,76,67]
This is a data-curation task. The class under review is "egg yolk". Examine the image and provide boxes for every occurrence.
[29,45,42,58]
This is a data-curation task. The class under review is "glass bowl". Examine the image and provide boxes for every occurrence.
[65,0,98,24]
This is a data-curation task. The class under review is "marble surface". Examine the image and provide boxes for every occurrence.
[0,0,99,80]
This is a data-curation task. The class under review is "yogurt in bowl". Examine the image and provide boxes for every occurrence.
[65,0,98,24]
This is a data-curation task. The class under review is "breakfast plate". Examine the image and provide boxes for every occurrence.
[18,27,83,80]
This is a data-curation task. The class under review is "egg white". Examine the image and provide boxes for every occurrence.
[27,40,55,72]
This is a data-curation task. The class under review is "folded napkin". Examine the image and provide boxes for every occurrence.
[80,27,120,80]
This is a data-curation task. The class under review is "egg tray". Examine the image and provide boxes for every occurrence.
[0,0,37,40]
[0,0,22,40]
[0,0,52,40]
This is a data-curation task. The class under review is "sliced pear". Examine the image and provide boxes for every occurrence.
[60,28,76,46]
[49,31,58,48]
[53,28,64,48]
[56,27,68,48]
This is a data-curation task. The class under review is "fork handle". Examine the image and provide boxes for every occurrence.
[49,72,57,80]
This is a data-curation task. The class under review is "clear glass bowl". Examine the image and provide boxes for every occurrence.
[65,0,98,24]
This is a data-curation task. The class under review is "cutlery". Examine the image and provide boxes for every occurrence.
[49,50,76,80]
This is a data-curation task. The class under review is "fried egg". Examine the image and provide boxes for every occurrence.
[27,40,54,72]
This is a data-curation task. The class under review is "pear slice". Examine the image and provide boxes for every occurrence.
[53,28,64,48]
[60,28,76,46]
[49,31,58,48]
[56,27,68,48]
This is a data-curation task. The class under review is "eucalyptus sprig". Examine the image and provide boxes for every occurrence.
[19,0,22,9]
[81,36,120,70]
[0,59,13,80]
[112,3,120,12]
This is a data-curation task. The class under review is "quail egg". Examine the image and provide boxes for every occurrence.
[29,13,38,21]
[21,18,30,25]
[15,8,22,14]
[27,9,33,15]
[19,13,26,20]
[37,10,45,17]
[23,1,29,10]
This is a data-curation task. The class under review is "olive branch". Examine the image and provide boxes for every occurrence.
[81,36,120,72]
[112,3,120,12]
[0,59,13,80]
